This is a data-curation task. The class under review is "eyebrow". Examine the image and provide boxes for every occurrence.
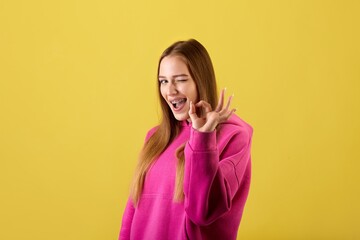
[158,74,189,79]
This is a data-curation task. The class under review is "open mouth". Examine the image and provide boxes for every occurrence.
[170,98,187,110]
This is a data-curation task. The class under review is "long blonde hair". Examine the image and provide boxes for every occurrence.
[131,39,218,205]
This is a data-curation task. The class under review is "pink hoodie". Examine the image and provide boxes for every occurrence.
[119,114,253,240]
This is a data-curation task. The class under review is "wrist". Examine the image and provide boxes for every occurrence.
[189,127,217,151]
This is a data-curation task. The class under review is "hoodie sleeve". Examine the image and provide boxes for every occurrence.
[119,198,135,240]
[183,124,253,226]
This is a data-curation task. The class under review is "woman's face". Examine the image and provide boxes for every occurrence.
[159,55,198,121]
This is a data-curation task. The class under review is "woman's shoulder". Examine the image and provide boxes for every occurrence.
[218,114,253,141]
[144,125,159,142]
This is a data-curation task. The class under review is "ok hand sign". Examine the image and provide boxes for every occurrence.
[189,88,236,132]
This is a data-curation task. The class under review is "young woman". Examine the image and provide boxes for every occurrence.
[119,39,253,240]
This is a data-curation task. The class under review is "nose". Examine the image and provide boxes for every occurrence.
[166,82,178,95]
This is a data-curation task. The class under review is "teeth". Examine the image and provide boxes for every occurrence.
[170,98,186,109]
[171,99,185,104]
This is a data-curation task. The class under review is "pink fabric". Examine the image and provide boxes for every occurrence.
[119,114,253,240]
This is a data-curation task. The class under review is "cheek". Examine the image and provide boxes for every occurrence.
[160,87,166,99]
[159,86,164,97]
[190,85,198,101]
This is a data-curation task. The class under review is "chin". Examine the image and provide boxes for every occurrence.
[173,113,189,121]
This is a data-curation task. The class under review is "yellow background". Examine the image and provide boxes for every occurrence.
[1,0,359,239]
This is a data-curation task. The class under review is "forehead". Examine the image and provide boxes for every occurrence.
[159,55,189,76]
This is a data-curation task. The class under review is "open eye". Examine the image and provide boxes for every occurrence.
[159,79,168,84]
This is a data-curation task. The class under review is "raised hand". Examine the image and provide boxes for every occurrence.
[188,88,236,132]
